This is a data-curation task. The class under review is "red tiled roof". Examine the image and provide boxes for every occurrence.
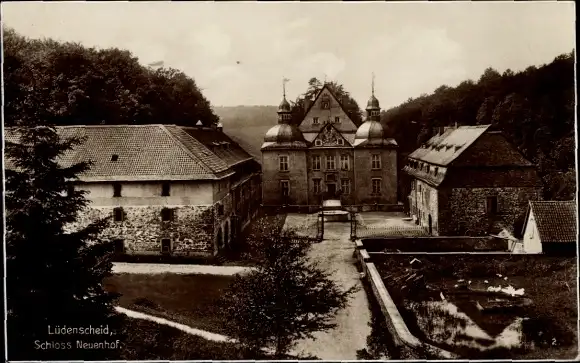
[4,125,248,181]
[529,201,577,243]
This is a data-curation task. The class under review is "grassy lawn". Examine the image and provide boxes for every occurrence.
[120,316,254,360]
[105,273,235,335]
[374,254,578,359]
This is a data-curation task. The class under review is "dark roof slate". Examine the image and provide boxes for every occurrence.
[408,125,490,166]
[528,201,577,243]
[4,124,253,182]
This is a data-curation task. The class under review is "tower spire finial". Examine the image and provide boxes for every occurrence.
[372,72,375,96]
[282,77,289,98]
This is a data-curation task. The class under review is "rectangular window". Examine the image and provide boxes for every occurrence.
[335,116,340,123]
[113,182,122,197]
[161,238,171,253]
[161,208,174,222]
[281,180,289,197]
[113,207,124,222]
[340,155,349,170]
[486,196,498,214]
[313,117,319,124]
[326,155,336,170]
[314,139,322,146]
[279,155,289,171]
[313,179,322,194]
[312,155,321,170]
[337,138,344,146]
[321,101,330,109]
[372,178,382,195]
[113,239,125,254]
[161,182,171,196]
[341,179,351,195]
[371,154,381,170]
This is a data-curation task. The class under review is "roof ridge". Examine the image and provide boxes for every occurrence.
[157,125,216,175]
[54,124,176,129]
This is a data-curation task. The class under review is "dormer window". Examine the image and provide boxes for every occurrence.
[313,117,319,124]
[335,116,340,123]
[337,138,344,146]
[111,154,119,162]
[315,140,322,146]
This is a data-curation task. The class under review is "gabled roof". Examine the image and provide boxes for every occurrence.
[524,201,577,243]
[4,125,247,182]
[408,125,490,166]
[300,83,360,127]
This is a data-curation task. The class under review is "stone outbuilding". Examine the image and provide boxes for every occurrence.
[404,125,542,236]
[5,124,261,259]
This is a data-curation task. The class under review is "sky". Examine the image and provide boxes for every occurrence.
[2,1,575,109]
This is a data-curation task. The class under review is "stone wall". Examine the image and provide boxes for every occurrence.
[261,149,308,205]
[353,148,398,205]
[68,205,216,257]
[409,180,439,235]
[361,236,508,252]
[443,186,542,236]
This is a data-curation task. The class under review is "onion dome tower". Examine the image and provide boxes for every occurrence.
[262,78,306,147]
[355,73,386,145]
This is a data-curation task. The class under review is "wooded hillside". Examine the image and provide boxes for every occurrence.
[3,28,219,127]
[382,51,575,201]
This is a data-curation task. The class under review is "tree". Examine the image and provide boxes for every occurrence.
[3,27,219,127]
[5,124,122,360]
[221,217,356,357]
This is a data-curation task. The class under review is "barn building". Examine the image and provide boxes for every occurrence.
[261,81,398,210]
[404,125,542,236]
[5,124,261,259]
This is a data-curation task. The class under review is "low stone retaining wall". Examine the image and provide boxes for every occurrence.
[356,242,457,359]
[360,259,457,359]
[361,236,508,253]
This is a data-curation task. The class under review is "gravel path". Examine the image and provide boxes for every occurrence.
[290,220,372,360]
[112,262,254,275]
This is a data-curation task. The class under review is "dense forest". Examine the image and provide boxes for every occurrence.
[3,28,219,127]
[381,51,576,201]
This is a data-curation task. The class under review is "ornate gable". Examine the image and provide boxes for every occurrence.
[312,123,350,147]
[299,85,358,134]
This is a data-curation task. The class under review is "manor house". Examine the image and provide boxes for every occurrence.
[261,82,398,209]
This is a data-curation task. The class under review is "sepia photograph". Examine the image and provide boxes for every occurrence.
[2,1,578,361]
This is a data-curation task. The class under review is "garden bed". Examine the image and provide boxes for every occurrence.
[374,254,578,359]
[105,273,235,335]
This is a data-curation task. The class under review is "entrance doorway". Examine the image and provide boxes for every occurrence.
[326,183,337,197]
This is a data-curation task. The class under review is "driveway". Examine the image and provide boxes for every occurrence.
[285,217,371,359]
